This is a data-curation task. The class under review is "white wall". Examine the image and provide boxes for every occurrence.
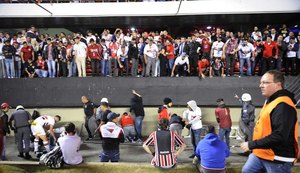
[0,0,299,18]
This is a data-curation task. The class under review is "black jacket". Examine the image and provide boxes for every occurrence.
[248,89,298,159]
[130,95,145,117]
[2,45,16,59]
[128,43,139,60]
[43,44,58,60]
[0,112,10,136]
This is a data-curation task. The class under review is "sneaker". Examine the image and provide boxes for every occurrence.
[18,152,24,158]
[24,153,32,160]
[136,139,143,144]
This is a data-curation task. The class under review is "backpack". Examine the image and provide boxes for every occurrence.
[39,146,64,169]
[157,105,165,113]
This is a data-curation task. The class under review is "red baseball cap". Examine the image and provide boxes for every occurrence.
[1,102,11,109]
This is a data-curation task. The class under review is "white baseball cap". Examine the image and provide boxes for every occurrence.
[241,93,252,102]
[100,97,109,104]
[16,105,24,110]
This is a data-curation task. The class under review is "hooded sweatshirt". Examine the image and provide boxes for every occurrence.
[183,100,202,130]
[195,133,229,170]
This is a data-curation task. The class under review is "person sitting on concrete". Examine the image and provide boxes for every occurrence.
[31,115,61,154]
[57,122,83,165]
[143,118,186,169]
[195,125,229,173]
[119,112,137,143]
[100,112,124,162]
[169,113,185,137]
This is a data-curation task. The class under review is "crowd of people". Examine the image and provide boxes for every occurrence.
[0,70,299,172]
[0,25,300,79]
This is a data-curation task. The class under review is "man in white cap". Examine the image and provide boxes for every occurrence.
[8,105,32,159]
[95,97,111,133]
[183,100,202,158]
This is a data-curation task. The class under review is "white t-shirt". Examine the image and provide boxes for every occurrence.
[238,43,254,59]
[86,35,96,45]
[117,47,129,61]
[0,43,4,60]
[144,43,158,58]
[211,41,224,58]
[174,56,189,65]
[34,115,55,126]
[183,107,202,130]
[73,42,87,58]
[58,134,83,165]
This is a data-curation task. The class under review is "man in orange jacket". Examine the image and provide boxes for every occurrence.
[241,70,299,173]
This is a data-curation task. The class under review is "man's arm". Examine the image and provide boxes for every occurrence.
[49,125,57,142]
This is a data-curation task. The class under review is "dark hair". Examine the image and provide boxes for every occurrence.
[158,118,169,130]
[89,38,95,43]
[163,97,172,105]
[101,39,105,43]
[64,122,76,134]
[54,115,61,121]
[266,70,285,88]
[207,125,215,134]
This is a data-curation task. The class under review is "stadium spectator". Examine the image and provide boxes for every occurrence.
[86,31,96,46]
[13,42,21,78]
[109,37,120,77]
[2,40,16,78]
[201,35,211,61]
[143,119,186,169]
[24,59,36,78]
[96,97,112,128]
[158,97,172,121]
[100,39,109,77]
[99,112,124,162]
[276,35,287,72]
[222,33,238,76]
[57,41,68,77]
[130,90,145,143]
[211,35,224,60]
[235,38,255,77]
[198,57,210,79]
[87,38,102,77]
[169,113,184,137]
[261,35,278,75]
[57,122,83,165]
[128,38,139,77]
[284,31,297,43]
[31,115,61,154]
[215,98,232,148]
[73,37,87,77]
[158,48,168,76]
[66,39,77,77]
[177,37,189,57]
[35,53,48,78]
[0,103,11,160]
[188,36,201,76]
[117,45,129,76]
[209,57,224,78]
[252,36,264,76]
[155,41,163,77]
[144,38,158,77]
[183,100,202,158]
[119,112,136,143]
[194,125,229,173]
[138,37,146,77]
[285,37,298,76]
[81,96,97,140]
[8,105,32,159]
[43,38,58,78]
[171,54,190,77]
[0,38,5,78]
[270,28,279,41]
[165,39,175,76]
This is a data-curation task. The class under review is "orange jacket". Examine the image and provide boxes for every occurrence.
[252,96,299,163]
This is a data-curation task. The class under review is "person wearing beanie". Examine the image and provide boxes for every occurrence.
[158,97,173,121]
[215,98,232,148]
[143,118,186,169]
[183,100,202,158]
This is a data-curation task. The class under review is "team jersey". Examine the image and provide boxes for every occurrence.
[32,115,55,127]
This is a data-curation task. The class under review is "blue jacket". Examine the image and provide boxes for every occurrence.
[195,133,229,170]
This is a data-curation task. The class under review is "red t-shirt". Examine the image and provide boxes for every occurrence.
[109,42,119,59]
[262,41,278,58]
[36,59,46,70]
[87,44,102,60]
[21,45,33,61]
[201,39,211,53]
[166,44,175,60]
[120,115,134,127]
[215,107,232,129]
[158,107,170,121]
[198,59,210,72]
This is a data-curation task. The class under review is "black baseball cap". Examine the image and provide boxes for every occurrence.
[107,112,120,121]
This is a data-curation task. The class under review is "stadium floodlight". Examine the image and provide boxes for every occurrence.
[131,27,136,32]
[206,26,212,30]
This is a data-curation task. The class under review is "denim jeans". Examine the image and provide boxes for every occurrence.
[242,153,293,173]
[14,60,21,78]
[100,150,120,162]
[218,128,231,148]
[35,69,48,78]
[101,59,109,76]
[109,58,118,77]
[5,58,14,78]
[155,59,160,77]
[1,136,6,160]
[239,58,251,76]
[47,59,56,78]
[191,128,202,151]
[68,59,77,77]
[252,54,262,76]
[119,58,128,76]
[168,59,175,76]
[0,59,6,78]
[135,116,144,139]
